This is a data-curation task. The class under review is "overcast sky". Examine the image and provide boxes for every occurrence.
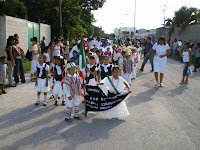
[92,0,200,33]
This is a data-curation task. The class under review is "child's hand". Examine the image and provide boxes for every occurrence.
[128,90,132,93]
[35,82,38,86]
[45,82,48,87]
[68,96,72,100]
[85,68,89,72]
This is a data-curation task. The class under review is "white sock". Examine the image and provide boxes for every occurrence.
[37,95,40,103]
[62,95,65,102]
[44,95,47,102]
[55,94,58,101]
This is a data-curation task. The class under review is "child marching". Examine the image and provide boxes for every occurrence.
[62,62,83,123]
[35,54,50,106]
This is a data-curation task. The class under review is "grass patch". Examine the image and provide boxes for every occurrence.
[23,58,31,73]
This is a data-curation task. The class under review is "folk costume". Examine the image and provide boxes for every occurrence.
[100,76,130,119]
[62,63,82,119]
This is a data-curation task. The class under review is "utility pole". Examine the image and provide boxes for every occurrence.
[162,5,166,39]
[59,0,63,37]
[134,0,136,39]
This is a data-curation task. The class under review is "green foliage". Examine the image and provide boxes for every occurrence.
[0,0,107,39]
[168,6,200,37]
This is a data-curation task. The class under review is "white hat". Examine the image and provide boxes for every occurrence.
[65,62,76,69]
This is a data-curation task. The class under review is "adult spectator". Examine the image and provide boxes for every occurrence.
[6,36,16,87]
[172,39,178,59]
[179,42,192,84]
[51,38,61,58]
[139,37,154,72]
[29,37,41,81]
[13,38,26,84]
[95,36,102,48]
[14,34,19,39]
[40,36,46,52]
[152,37,170,87]
[112,34,118,45]
[193,43,200,72]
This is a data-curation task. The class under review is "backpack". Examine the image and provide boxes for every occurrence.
[25,49,32,61]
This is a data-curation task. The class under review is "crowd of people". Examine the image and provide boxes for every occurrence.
[1,33,200,122]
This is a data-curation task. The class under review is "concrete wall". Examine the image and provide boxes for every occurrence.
[0,15,6,56]
[0,15,51,57]
[170,24,200,44]
[5,16,28,52]
[40,23,51,47]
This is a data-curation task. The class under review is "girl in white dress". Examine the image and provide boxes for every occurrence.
[98,66,131,120]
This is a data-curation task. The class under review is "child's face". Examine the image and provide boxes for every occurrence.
[38,55,45,63]
[99,58,104,64]
[45,48,49,53]
[107,48,110,51]
[67,67,76,75]
[52,58,56,64]
[126,55,130,60]
[15,40,19,44]
[1,59,6,65]
[122,52,126,57]
[73,51,78,58]
[89,58,95,65]
[104,57,110,64]
[96,51,100,56]
[56,59,61,66]
[112,69,121,77]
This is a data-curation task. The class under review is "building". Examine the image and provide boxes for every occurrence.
[119,27,136,38]
[0,15,51,56]
[114,28,120,37]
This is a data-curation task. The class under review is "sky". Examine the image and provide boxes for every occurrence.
[92,0,200,34]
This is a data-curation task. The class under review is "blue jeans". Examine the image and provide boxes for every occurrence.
[183,62,189,77]
[141,53,154,70]
[172,49,177,59]
[14,59,26,83]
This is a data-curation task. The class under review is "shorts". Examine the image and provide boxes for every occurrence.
[30,60,38,74]
[153,59,167,74]
[0,75,6,84]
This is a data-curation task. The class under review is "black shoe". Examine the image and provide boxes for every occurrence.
[139,69,143,72]
[192,70,197,72]
[58,97,60,99]
[55,101,58,106]
[9,85,16,87]
[50,95,54,99]
[62,101,65,106]
[43,102,47,106]
[2,90,6,94]
[35,102,40,106]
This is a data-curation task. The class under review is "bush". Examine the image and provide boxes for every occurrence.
[23,58,31,72]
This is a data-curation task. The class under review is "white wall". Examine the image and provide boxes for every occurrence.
[40,23,51,47]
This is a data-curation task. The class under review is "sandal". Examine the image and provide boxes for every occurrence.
[179,81,184,84]
[65,118,73,123]
[74,116,82,120]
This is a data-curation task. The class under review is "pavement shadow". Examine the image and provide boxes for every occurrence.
[166,85,188,97]
[2,118,123,150]
[127,88,158,106]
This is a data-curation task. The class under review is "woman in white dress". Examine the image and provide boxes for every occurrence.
[152,37,170,87]
[98,66,131,120]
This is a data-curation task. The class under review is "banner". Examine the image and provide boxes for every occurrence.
[84,85,129,112]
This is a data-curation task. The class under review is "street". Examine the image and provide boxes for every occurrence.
[0,58,200,150]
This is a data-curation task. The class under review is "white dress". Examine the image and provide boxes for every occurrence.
[99,76,130,119]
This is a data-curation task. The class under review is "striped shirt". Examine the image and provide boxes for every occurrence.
[124,59,133,74]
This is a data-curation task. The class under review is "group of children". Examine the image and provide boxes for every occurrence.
[33,42,141,122]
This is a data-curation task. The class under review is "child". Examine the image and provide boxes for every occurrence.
[43,46,50,65]
[49,56,56,99]
[99,66,131,120]
[85,50,90,64]
[118,50,127,78]
[123,52,133,85]
[96,50,101,64]
[104,47,112,57]
[131,48,137,79]
[0,56,7,95]
[85,56,98,85]
[35,54,50,106]
[53,56,65,105]
[62,62,82,123]
[70,50,79,65]
[98,55,113,82]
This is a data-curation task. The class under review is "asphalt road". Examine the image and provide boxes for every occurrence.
[0,58,200,150]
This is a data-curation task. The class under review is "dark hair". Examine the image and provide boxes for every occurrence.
[112,34,115,37]
[85,50,89,53]
[112,66,121,72]
[40,54,47,62]
[32,37,38,42]
[96,50,100,53]
[15,38,19,43]
[14,34,19,38]
[147,37,151,41]
[99,55,104,59]
[6,36,15,48]
[104,55,110,59]
[89,55,95,60]
[185,42,190,48]
[158,37,166,45]
[197,43,200,47]
[54,38,60,43]
[42,46,49,54]
[0,56,6,60]
[56,56,64,71]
